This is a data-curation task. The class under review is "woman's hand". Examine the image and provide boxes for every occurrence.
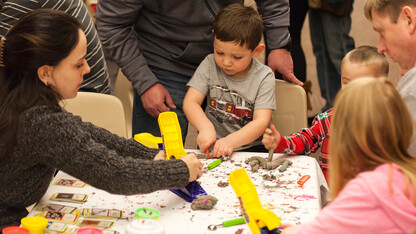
[180,153,203,182]
[153,150,166,160]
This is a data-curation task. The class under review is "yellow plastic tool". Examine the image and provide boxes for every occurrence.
[134,133,163,150]
[158,112,187,160]
[228,168,281,234]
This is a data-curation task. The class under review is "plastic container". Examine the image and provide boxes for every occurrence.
[20,217,48,234]
[125,219,164,234]
[76,227,103,234]
[2,227,29,234]
[135,208,160,220]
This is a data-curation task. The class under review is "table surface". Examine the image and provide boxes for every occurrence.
[28,152,328,234]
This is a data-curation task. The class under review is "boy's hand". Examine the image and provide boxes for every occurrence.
[262,124,281,150]
[180,153,203,182]
[153,150,166,160]
[212,137,234,158]
[197,129,216,153]
[279,223,295,233]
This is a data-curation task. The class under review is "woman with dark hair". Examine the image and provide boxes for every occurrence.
[0,9,203,228]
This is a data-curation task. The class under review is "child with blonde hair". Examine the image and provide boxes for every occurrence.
[281,78,416,233]
[262,45,389,180]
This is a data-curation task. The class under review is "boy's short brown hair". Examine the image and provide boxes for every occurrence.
[342,45,389,77]
[213,4,263,51]
[364,0,416,23]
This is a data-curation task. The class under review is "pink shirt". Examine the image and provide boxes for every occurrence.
[287,164,416,233]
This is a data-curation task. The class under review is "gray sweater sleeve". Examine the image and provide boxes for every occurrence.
[256,0,290,49]
[20,106,189,195]
[95,0,157,96]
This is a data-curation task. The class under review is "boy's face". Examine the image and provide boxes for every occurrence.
[341,61,380,87]
[213,37,256,78]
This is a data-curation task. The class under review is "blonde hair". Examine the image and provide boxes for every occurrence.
[342,45,389,77]
[364,0,416,23]
[330,78,416,204]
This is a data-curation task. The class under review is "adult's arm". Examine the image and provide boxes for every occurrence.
[256,0,302,85]
[95,0,156,96]
[21,107,190,195]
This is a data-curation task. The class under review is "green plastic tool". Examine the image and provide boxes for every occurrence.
[207,159,222,170]
[208,217,246,230]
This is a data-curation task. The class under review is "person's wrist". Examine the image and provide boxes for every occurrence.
[278,37,292,52]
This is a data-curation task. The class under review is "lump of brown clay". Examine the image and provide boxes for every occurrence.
[246,156,292,172]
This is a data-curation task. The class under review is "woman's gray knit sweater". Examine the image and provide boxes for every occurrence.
[0,105,190,228]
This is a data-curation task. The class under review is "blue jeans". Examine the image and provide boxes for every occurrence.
[132,66,190,142]
[309,8,355,111]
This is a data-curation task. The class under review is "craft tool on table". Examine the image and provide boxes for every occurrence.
[207,159,222,170]
[157,112,207,202]
[134,133,163,150]
[229,168,281,234]
[297,175,311,186]
[207,217,246,230]
[134,112,207,202]
[135,207,160,220]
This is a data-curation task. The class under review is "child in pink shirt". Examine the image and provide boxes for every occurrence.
[281,78,416,233]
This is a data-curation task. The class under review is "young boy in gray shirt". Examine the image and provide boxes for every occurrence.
[183,4,276,158]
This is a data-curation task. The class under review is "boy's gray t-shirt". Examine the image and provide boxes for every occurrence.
[187,54,276,150]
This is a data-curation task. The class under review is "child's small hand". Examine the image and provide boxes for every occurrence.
[153,150,166,160]
[197,129,216,153]
[212,137,234,158]
[279,223,295,233]
[262,124,281,150]
[180,153,203,182]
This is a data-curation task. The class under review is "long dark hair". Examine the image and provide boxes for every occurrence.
[0,9,81,163]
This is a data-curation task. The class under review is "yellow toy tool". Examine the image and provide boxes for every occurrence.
[228,168,281,234]
[134,111,207,203]
[134,133,163,150]
[133,111,186,158]
[157,112,187,160]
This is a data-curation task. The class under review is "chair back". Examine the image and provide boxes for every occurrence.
[61,92,128,138]
[113,70,134,138]
[272,79,308,136]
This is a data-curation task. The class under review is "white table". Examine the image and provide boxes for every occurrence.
[28,152,328,234]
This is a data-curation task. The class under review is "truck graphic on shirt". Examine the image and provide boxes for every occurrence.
[208,85,253,127]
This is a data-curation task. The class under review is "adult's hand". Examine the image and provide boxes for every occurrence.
[268,48,303,86]
[140,83,176,118]
[154,150,166,160]
[180,153,203,182]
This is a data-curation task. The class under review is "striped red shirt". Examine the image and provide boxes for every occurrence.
[275,108,332,181]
